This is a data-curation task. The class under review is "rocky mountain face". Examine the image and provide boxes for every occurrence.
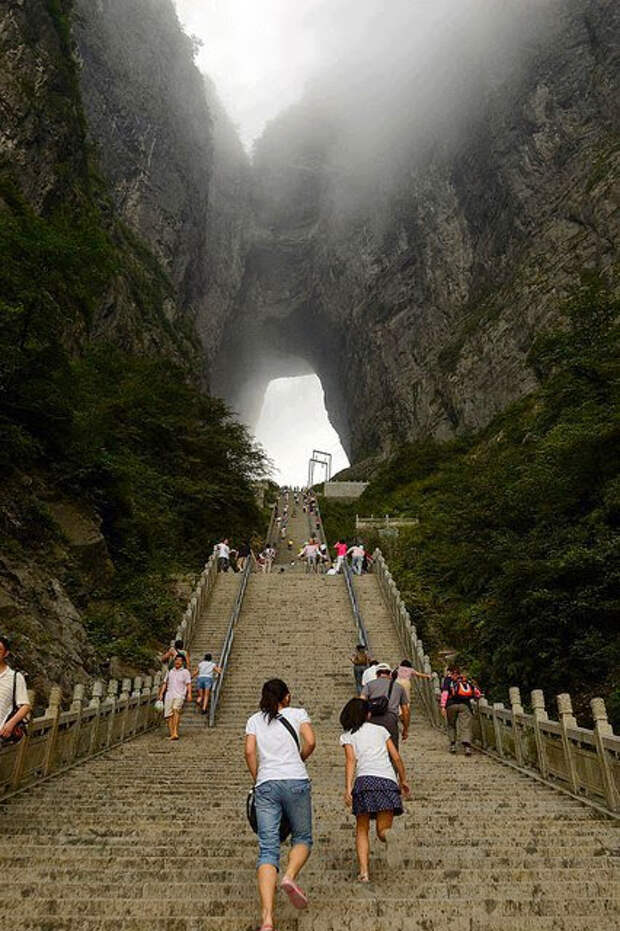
[216,0,619,460]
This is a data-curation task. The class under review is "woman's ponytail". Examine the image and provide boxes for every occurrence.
[259,678,289,721]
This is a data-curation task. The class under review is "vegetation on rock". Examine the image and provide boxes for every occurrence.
[322,277,620,726]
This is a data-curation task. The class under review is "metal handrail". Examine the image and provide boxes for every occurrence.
[208,558,252,727]
[343,560,371,654]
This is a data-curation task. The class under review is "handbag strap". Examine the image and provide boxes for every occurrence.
[276,713,301,754]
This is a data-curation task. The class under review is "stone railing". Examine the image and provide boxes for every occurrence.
[373,549,443,727]
[1,553,221,801]
[373,547,620,814]
[172,552,217,648]
[0,673,162,801]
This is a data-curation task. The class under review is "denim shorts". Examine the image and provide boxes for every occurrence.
[254,778,313,869]
[197,676,213,690]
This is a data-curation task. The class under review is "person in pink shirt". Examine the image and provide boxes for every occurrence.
[395,658,432,701]
[333,540,349,573]
[158,654,192,740]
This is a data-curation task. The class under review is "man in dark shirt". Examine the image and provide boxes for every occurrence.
[361,663,410,748]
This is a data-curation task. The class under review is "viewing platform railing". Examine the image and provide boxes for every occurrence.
[373,547,620,815]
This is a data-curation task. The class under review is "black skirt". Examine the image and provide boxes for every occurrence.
[352,775,403,818]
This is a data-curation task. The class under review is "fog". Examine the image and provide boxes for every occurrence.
[175,0,550,150]
[254,376,349,486]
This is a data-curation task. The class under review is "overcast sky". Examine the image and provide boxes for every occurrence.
[254,376,349,485]
[174,0,326,146]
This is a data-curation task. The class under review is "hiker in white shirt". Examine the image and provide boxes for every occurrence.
[158,655,192,740]
[245,678,316,930]
[215,538,231,572]
[0,636,31,743]
[192,653,222,714]
[347,542,365,575]
[340,697,410,882]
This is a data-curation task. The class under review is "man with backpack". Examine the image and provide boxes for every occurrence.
[440,666,481,755]
[0,635,31,745]
[361,663,410,748]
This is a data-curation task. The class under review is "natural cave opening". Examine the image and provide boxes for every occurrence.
[253,375,349,486]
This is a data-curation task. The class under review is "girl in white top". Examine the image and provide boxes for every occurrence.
[339,697,410,883]
[245,678,316,931]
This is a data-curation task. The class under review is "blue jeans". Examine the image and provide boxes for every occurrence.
[352,555,363,575]
[255,779,313,869]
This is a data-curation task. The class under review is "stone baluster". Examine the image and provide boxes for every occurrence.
[88,680,105,754]
[492,702,505,757]
[131,677,143,733]
[477,697,489,749]
[141,676,153,729]
[43,685,62,777]
[509,686,524,765]
[105,680,118,748]
[531,689,549,778]
[70,684,85,763]
[118,677,132,740]
[557,693,579,794]
[590,697,618,812]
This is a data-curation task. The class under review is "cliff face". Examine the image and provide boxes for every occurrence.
[217,0,619,460]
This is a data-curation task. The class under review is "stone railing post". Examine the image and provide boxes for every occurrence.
[69,684,85,762]
[11,687,35,790]
[131,676,143,734]
[105,680,118,747]
[509,686,524,765]
[590,697,618,812]
[492,702,505,757]
[557,693,579,794]
[531,689,549,779]
[88,679,104,754]
[42,685,62,777]
[477,697,488,749]
[119,677,132,740]
[141,676,153,729]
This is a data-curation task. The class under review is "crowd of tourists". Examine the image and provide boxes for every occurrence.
[157,639,222,739]
[244,661,482,928]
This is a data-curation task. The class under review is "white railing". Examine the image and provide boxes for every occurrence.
[173,552,218,648]
[372,547,620,814]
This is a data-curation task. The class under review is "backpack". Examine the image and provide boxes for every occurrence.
[0,671,29,745]
[368,677,395,717]
[449,677,474,700]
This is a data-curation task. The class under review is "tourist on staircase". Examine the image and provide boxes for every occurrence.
[361,663,410,748]
[440,665,481,756]
[215,538,231,572]
[245,678,316,930]
[158,653,192,740]
[347,541,365,575]
[361,659,379,687]
[350,643,371,695]
[0,635,31,746]
[340,697,410,883]
[333,539,349,573]
[395,658,432,700]
[193,652,222,715]
[300,537,320,573]
[237,540,251,571]
[161,638,190,670]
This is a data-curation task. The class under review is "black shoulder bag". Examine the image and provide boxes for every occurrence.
[246,714,302,841]
[368,677,395,717]
[1,671,29,745]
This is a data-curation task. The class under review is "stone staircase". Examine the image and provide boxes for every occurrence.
[1,501,618,930]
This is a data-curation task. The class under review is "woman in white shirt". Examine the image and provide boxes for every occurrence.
[192,653,222,714]
[340,697,410,882]
[245,678,316,931]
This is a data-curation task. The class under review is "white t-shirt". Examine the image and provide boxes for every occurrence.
[348,545,364,558]
[340,722,396,784]
[361,665,378,686]
[215,542,230,559]
[245,707,310,786]
[198,660,216,678]
[0,667,29,728]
